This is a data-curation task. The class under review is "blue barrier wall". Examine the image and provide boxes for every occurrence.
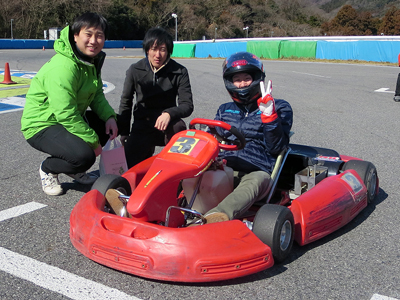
[316,40,400,63]
[104,40,143,48]
[357,40,400,63]
[0,39,55,49]
[1,38,399,63]
[316,41,358,60]
[0,39,142,49]
[195,41,247,58]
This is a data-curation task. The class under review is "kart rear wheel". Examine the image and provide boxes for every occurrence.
[252,204,294,263]
[342,160,378,203]
[91,174,132,196]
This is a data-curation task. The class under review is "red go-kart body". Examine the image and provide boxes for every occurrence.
[70,118,379,282]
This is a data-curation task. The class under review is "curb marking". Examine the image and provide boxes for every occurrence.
[0,70,115,114]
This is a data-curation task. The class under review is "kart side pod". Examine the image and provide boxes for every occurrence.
[290,170,368,246]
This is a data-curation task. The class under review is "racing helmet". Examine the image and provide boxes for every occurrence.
[222,52,265,105]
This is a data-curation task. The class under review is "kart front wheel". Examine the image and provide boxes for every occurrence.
[342,160,378,203]
[91,174,132,216]
[252,204,294,263]
[91,174,132,196]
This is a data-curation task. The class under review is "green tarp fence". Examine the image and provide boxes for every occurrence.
[247,40,281,59]
[247,40,317,59]
[279,40,317,58]
[171,43,196,58]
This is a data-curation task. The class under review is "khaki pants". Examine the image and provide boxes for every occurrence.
[205,170,271,220]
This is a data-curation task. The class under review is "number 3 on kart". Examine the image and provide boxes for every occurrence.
[169,137,199,154]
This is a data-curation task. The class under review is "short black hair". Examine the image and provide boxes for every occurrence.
[71,12,109,39]
[143,27,174,57]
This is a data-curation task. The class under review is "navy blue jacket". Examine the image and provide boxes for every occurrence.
[214,99,293,174]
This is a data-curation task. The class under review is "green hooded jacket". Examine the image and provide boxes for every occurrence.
[21,26,116,150]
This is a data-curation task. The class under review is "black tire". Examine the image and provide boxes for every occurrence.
[252,204,294,263]
[91,174,132,196]
[342,160,378,203]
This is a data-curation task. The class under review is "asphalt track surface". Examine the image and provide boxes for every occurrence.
[0,48,399,300]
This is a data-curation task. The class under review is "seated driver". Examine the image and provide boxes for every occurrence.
[203,51,293,224]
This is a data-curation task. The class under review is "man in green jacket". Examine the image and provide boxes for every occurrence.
[21,12,118,196]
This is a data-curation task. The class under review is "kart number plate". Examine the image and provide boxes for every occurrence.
[341,172,363,194]
[169,137,200,155]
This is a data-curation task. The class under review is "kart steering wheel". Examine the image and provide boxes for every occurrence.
[189,118,246,151]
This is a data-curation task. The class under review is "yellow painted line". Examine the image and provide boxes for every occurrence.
[0,76,31,98]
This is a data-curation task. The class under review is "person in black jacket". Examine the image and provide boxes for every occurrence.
[203,52,293,224]
[118,27,194,168]
[394,73,400,102]
[394,54,400,102]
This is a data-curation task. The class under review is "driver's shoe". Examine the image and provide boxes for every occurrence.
[204,212,229,224]
[188,212,229,227]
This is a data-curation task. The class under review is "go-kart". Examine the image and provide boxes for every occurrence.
[69,118,379,282]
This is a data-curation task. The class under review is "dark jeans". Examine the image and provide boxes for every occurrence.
[124,118,186,168]
[27,111,109,175]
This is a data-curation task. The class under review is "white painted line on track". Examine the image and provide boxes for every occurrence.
[374,88,394,93]
[0,201,47,222]
[292,71,330,78]
[0,96,26,107]
[0,202,142,300]
[371,294,399,300]
[103,81,115,94]
[0,246,142,300]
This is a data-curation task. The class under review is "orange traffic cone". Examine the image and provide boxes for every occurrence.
[43,46,45,51]
[123,46,126,50]
[1,62,17,84]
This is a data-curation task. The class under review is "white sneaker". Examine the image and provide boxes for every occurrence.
[39,164,63,196]
[67,172,98,185]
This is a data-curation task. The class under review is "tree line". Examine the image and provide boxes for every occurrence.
[1,0,400,41]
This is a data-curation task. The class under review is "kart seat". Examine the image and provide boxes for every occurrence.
[262,146,291,203]
[234,146,290,202]
[234,146,290,219]
[256,131,293,203]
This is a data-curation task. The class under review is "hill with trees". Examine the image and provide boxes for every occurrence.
[1,0,400,40]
